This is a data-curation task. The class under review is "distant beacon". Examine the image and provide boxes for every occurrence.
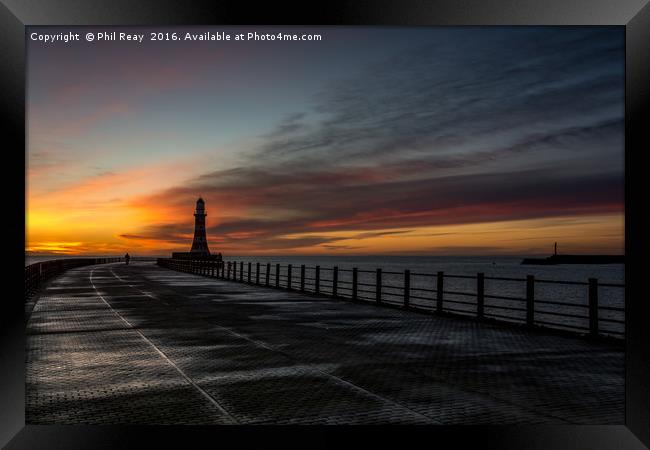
[171,197,222,261]
[190,198,210,255]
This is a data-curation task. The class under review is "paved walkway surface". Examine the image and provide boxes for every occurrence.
[26,262,624,425]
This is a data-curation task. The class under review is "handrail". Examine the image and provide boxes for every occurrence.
[25,257,122,299]
[156,258,625,341]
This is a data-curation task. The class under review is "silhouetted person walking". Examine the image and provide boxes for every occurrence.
[124,253,130,265]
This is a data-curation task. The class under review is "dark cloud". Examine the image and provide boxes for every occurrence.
[118,234,148,240]
[135,166,622,250]
[321,244,364,251]
[352,230,414,239]
[260,113,308,138]
[126,28,624,252]
[251,28,623,170]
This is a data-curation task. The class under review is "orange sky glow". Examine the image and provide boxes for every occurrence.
[26,169,624,256]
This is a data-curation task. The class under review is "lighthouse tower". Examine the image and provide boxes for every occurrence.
[190,197,210,255]
[170,197,221,261]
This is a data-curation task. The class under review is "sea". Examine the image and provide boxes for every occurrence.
[25,254,625,336]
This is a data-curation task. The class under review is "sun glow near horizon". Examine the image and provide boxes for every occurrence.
[26,203,624,257]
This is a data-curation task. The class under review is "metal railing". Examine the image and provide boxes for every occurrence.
[25,257,122,299]
[156,258,625,340]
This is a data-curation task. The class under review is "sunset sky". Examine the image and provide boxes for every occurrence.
[26,27,624,256]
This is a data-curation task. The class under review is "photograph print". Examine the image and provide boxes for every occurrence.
[25,26,625,425]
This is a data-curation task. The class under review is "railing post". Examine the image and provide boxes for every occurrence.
[287,264,292,290]
[233,261,237,280]
[589,278,599,337]
[436,271,444,313]
[477,272,485,319]
[526,275,535,327]
[240,261,244,282]
[404,270,410,308]
[332,266,338,297]
[256,262,260,285]
[248,262,252,283]
[276,263,280,288]
[227,261,231,279]
[315,266,320,294]
[352,268,358,301]
[266,263,271,286]
[211,262,215,277]
[376,268,382,304]
[300,265,305,292]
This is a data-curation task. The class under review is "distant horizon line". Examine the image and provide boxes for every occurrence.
[26,252,626,258]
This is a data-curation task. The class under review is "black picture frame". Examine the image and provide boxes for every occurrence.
[2,1,648,448]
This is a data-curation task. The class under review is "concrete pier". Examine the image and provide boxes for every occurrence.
[26,261,623,424]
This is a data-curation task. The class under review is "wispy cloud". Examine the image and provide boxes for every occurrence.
[120,28,623,254]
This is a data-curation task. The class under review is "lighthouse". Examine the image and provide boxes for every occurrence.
[190,197,210,255]
[171,197,222,261]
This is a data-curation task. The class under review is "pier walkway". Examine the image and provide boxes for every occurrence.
[26,261,623,424]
